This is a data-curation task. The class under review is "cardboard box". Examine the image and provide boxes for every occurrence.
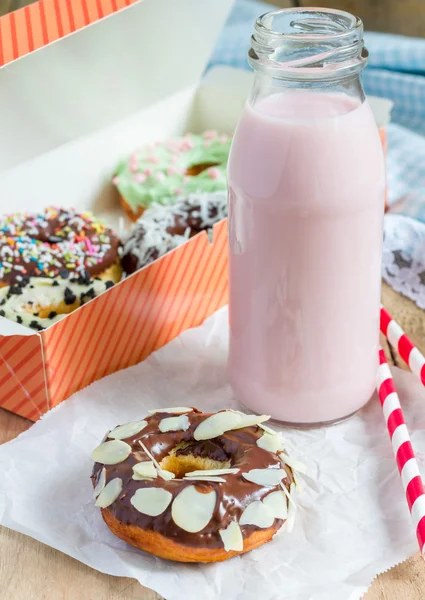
[0,0,391,421]
[0,1,142,66]
[0,0,234,420]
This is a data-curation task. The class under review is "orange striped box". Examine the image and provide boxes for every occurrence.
[0,0,234,420]
[0,219,229,421]
[0,0,140,67]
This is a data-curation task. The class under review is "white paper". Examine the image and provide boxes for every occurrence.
[0,307,423,600]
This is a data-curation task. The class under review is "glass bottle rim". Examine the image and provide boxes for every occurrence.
[255,7,362,42]
[249,7,368,82]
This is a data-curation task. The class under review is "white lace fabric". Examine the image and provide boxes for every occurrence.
[382,214,425,309]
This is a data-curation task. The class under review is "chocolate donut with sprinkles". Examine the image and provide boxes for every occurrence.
[0,206,122,287]
[120,191,227,275]
[91,408,304,563]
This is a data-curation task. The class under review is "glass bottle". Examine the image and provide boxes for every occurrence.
[227,8,385,425]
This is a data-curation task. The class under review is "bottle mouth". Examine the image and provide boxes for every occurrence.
[249,8,368,81]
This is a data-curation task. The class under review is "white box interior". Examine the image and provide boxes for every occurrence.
[0,66,247,337]
[0,67,249,224]
[0,0,234,337]
[0,0,233,173]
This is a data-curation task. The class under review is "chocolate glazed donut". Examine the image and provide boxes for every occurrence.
[91,408,299,563]
[120,191,228,276]
[0,206,122,287]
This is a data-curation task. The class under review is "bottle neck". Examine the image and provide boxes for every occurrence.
[249,70,365,109]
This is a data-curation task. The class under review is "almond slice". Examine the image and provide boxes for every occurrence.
[194,411,242,441]
[148,407,193,415]
[138,440,161,470]
[239,501,275,528]
[93,468,106,499]
[280,452,307,474]
[231,413,270,430]
[185,468,240,477]
[183,476,226,483]
[262,490,288,519]
[132,461,157,479]
[242,468,287,486]
[130,488,173,516]
[91,440,132,465]
[219,521,244,552]
[292,470,303,492]
[280,481,297,509]
[159,414,190,433]
[258,423,278,435]
[171,485,216,532]
[158,469,176,481]
[95,477,123,508]
[108,420,147,440]
[256,432,285,453]
[258,424,292,448]
[285,483,297,532]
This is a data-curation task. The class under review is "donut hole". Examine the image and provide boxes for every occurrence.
[185,162,219,177]
[159,442,231,478]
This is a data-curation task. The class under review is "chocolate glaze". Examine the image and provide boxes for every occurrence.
[176,438,231,463]
[120,222,175,276]
[165,202,223,237]
[91,409,293,550]
[0,207,120,286]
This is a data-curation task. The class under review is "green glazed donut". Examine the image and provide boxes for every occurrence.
[113,131,231,219]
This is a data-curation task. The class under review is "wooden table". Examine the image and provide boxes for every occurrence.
[1,282,424,599]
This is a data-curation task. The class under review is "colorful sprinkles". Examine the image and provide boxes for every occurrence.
[0,207,120,286]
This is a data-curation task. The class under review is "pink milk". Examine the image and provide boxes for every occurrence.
[228,91,385,424]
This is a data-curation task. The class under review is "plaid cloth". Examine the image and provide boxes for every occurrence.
[209,0,425,307]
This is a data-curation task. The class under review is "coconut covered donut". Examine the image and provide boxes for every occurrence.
[0,276,115,330]
[91,408,302,563]
[120,191,227,275]
[113,131,231,221]
[0,206,122,287]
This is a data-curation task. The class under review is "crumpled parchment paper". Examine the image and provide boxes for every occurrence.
[1,307,424,600]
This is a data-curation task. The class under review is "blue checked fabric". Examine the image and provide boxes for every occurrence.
[209,0,425,308]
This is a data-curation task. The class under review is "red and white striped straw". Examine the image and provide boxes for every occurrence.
[381,305,425,386]
[377,348,425,556]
